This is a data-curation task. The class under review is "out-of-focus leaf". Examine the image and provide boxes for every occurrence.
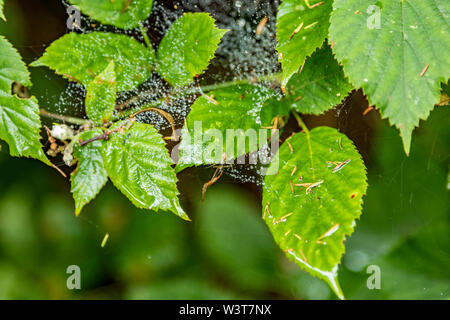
[157,12,228,87]
[85,60,117,124]
[329,0,450,154]
[276,0,332,87]
[0,263,44,299]
[31,32,154,92]
[112,210,190,281]
[284,45,352,115]
[102,121,189,220]
[196,186,279,291]
[69,0,154,30]
[0,0,4,21]
[71,129,108,216]
[263,127,367,299]
[176,84,277,172]
[0,188,38,264]
[345,226,449,299]
[338,107,450,299]
[127,278,241,300]
[376,226,449,299]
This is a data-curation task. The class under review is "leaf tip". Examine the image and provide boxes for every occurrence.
[325,273,345,300]
[29,59,43,68]
[399,125,412,156]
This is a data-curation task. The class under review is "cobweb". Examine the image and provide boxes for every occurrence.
[40,0,283,186]
[38,0,363,187]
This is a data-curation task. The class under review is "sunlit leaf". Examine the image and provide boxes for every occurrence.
[263,127,367,299]
[157,12,228,87]
[71,129,108,215]
[329,0,450,154]
[176,84,277,172]
[69,0,154,30]
[102,121,189,220]
[284,44,352,115]
[276,0,332,87]
[31,32,154,92]
[85,60,117,124]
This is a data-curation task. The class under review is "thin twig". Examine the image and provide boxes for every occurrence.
[52,164,67,178]
[202,167,224,202]
[130,106,176,139]
[79,133,109,146]
[40,109,87,125]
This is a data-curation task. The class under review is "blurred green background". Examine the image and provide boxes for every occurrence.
[0,0,448,300]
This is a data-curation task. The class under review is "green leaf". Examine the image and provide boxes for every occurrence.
[259,96,291,128]
[262,127,367,299]
[284,45,353,115]
[0,35,31,92]
[71,129,108,216]
[69,0,153,30]
[329,0,450,154]
[0,92,49,164]
[176,84,277,172]
[0,36,48,164]
[31,32,154,92]
[276,0,332,88]
[157,12,228,87]
[102,121,189,220]
[85,60,117,124]
[0,0,5,22]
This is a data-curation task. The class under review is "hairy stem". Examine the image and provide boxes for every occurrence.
[292,110,315,179]
[292,110,310,135]
[139,23,152,48]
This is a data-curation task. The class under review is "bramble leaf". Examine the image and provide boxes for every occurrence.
[329,0,450,154]
[102,121,189,220]
[284,45,353,115]
[71,129,108,216]
[0,35,31,92]
[0,36,48,164]
[31,32,154,92]
[176,84,277,172]
[157,12,228,87]
[276,0,332,87]
[263,127,367,299]
[0,92,49,164]
[85,60,117,124]
[69,0,154,30]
